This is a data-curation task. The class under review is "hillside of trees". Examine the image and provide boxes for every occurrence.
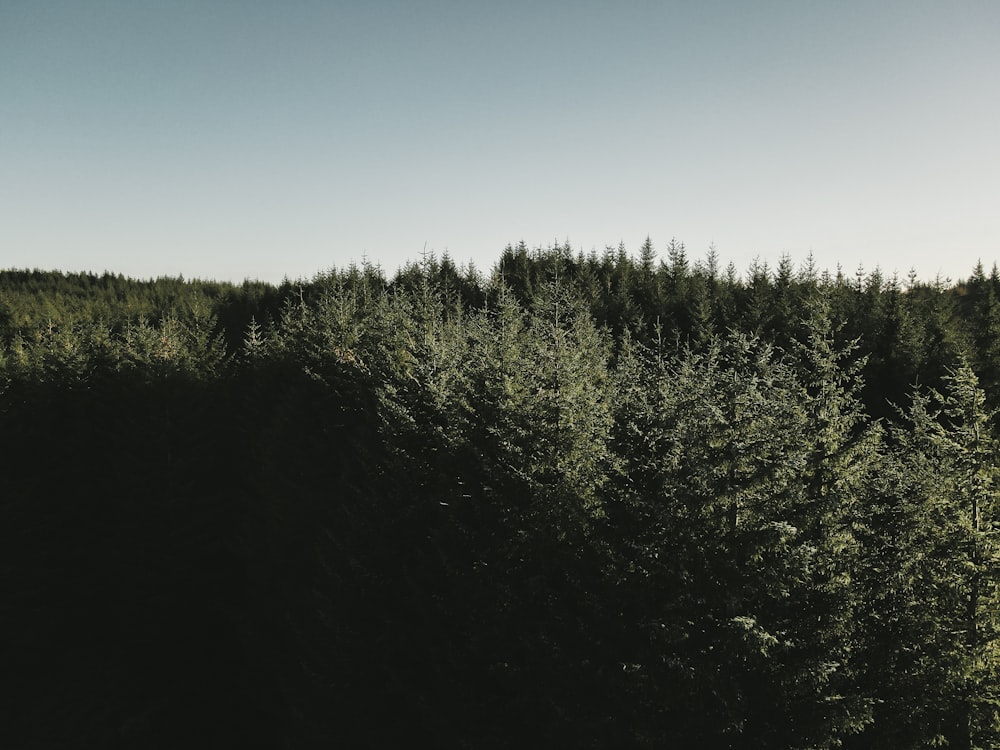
[3,240,1000,748]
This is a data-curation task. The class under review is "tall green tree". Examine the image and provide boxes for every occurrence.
[860,362,1000,748]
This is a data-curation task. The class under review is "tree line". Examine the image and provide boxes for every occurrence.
[2,241,999,748]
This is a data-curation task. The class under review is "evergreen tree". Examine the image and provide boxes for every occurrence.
[861,363,1000,748]
[609,321,876,747]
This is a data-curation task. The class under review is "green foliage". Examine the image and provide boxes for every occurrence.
[609,324,878,747]
[854,362,1000,749]
[3,247,1000,747]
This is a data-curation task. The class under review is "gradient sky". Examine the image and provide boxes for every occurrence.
[3,1,999,283]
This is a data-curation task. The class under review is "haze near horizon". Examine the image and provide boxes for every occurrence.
[2,1,998,284]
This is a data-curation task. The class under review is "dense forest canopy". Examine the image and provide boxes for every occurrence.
[3,241,1000,748]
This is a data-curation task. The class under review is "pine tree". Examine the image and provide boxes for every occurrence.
[864,363,1000,748]
[609,320,876,747]
[963,262,1000,404]
[927,364,1000,748]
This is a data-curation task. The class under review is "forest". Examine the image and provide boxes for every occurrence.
[3,239,1000,749]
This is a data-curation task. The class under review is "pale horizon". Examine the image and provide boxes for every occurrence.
[3,1,998,285]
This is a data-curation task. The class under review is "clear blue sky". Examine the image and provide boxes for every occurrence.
[3,0,998,283]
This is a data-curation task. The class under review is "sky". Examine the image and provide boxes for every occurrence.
[2,1,999,284]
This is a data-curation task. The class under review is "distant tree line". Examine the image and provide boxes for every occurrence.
[2,241,999,748]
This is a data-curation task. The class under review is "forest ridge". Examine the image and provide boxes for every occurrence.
[2,240,999,748]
